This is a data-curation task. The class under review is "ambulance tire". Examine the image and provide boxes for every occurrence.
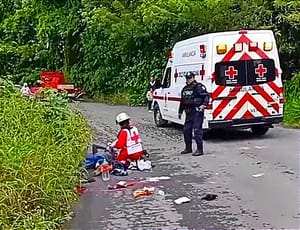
[251,125,269,136]
[153,104,168,127]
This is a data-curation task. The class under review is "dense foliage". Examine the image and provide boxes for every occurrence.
[0,82,90,229]
[0,0,299,105]
[283,73,300,127]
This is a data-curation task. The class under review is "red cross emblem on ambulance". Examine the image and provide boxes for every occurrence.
[255,64,267,77]
[225,66,238,80]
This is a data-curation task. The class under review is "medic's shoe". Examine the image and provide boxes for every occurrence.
[180,149,192,154]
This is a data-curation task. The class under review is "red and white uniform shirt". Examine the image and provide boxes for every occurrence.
[113,126,143,163]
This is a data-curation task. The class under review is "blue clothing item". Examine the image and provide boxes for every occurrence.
[84,155,105,169]
[183,111,204,152]
[84,150,110,169]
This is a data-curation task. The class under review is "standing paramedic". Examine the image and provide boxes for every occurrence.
[178,72,209,156]
[109,112,144,165]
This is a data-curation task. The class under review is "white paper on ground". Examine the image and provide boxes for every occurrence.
[240,147,250,150]
[117,181,127,186]
[254,145,267,149]
[137,160,152,171]
[174,197,191,204]
[252,173,264,178]
[145,176,171,182]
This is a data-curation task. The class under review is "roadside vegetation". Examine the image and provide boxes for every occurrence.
[0,80,91,229]
[283,72,300,127]
[0,1,299,228]
[0,0,299,124]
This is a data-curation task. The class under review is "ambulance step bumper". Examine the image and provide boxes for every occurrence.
[208,116,283,129]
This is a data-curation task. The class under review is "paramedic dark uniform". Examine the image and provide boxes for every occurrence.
[178,74,209,156]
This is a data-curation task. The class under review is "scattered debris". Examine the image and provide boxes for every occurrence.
[144,176,171,182]
[240,147,250,151]
[108,181,134,190]
[133,187,155,198]
[201,194,217,201]
[157,190,165,196]
[80,178,96,184]
[174,197,191,204]
[252,173,264,178]
[282,170,295,175]
[128,159,152,171]
[254,145,266,149]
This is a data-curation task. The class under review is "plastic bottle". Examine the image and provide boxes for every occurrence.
[100,161,111,181]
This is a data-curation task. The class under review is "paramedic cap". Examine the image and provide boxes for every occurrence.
[185,72,195,79]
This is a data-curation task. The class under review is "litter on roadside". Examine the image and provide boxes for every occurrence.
[174,197,191,204]
[252,173,264,178]
[128,159,152,171]
[240,146,250,151]
[201,194,217,201]
[282,170,295,175]
[133,187,155,198]
[157,190,165,196]
[107,181,135,190]
[144,176,171,182]
[254,145,267,149]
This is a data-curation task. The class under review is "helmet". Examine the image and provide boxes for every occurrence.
[116,112,130,124]
[185,72,195,79]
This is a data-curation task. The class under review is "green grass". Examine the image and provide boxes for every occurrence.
[0,82,91,229]
[283,72,300,128]
[90,92,130,105]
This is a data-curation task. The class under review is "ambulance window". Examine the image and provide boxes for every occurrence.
[247,59,275,85]
[215,59,276,86]
[162,67,171,88]
[215,61,246,86]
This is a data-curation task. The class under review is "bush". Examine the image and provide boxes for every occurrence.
[283,72,300,127]
[0,82,91,229]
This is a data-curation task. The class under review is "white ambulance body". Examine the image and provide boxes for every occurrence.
[152,30,284,135]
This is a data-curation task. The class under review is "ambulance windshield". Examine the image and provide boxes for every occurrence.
[215,59,276,86]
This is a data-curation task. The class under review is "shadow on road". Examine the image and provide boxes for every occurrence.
[166,123,273,142]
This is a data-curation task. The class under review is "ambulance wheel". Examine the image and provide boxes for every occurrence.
[251,125,269,136]
[153,104,168,127]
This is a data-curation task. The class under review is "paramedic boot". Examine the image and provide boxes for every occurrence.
[181,147,192,154]
[192,149,204,156]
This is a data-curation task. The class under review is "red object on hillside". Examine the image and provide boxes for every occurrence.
[30,71,84,100]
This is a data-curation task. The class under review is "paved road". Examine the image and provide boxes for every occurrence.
[66,103,299,230]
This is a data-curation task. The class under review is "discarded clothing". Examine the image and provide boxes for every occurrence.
[84,154,106,169]
[128,159,152,171]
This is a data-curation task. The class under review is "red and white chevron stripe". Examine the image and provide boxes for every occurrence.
[211,34,283,121]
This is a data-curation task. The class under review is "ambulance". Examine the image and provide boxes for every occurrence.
[152,30,284,135]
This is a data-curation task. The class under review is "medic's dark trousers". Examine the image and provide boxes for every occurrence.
[183,111,204,152]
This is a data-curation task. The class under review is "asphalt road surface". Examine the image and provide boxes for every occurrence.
[65,103,299,230]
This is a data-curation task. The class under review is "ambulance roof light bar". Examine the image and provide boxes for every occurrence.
[168,50,174,58]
